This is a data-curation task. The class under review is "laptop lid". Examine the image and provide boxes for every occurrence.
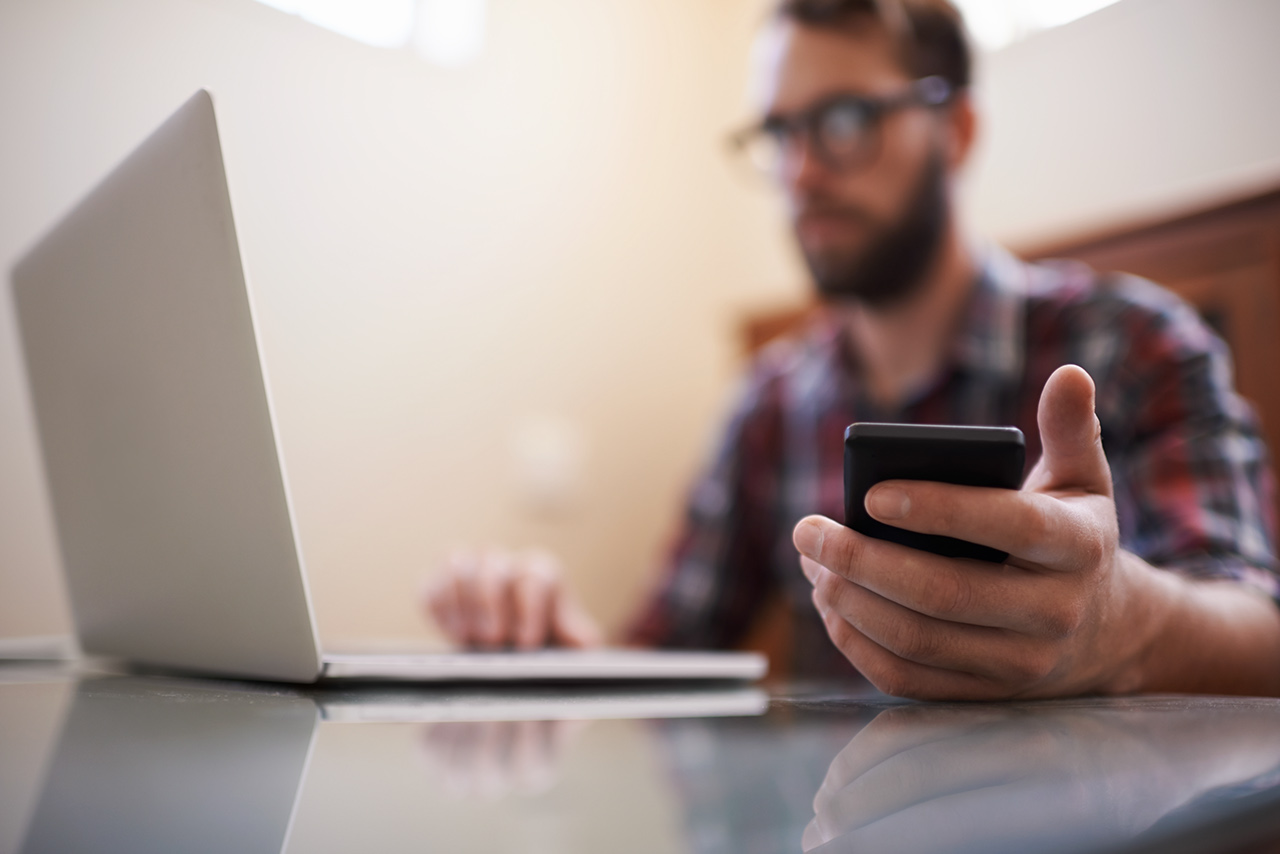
[10,90,324,682]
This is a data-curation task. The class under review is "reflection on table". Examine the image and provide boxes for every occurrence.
[3,668,1280,854]
[803,698,1280,854]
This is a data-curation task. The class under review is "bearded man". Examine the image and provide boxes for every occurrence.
[426,0,1280,699]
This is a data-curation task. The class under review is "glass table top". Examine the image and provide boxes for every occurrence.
[2,664,1279,854]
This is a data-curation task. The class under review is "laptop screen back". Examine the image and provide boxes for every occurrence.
[10,91,322,682]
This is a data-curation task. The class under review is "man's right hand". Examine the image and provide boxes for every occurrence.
[422,548,604,650]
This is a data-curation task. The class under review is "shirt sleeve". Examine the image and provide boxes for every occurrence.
[626,371,784,649]
[1104,276,1280,601]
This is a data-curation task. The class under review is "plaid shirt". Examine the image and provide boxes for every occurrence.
[629,247,1280,678]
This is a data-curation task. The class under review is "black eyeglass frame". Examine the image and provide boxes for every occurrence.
[728,75,956,175]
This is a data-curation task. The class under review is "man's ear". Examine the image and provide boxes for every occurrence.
[941,90,978,172]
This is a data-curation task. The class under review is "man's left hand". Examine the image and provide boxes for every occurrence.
[792,365,1176,700]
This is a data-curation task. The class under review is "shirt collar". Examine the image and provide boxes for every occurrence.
[949,242,1028,386]
[811,243,1030,411]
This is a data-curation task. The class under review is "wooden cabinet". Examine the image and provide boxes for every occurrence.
[1025,189,1280,464]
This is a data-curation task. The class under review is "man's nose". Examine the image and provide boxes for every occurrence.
[779,133,835,195]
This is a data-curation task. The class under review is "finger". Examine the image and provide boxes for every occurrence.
[802,817,827,852]
[813,777,1074,854]
[813,596,1011,700]
[552,591,604,648]
[542,555,603,648]
[419,721,454,778]
[549,717,591,753]
[431,721,483,796]
[472,721,516,800]
[470,551,515,648]
[813,720,1062,837]
[813,570,1060,685]
[1029,364,1112,497]
[815,706,1017,802]
[800,555,825,585]
[795,516,1083,634]
[863,480,1110,572]
[449,552,486,646]
[511,555,555,650]
[509,720,558,795]
[423,571,464,642]
[1021,452,1050,494]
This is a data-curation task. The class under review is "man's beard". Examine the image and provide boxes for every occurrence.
[797,153,949,309]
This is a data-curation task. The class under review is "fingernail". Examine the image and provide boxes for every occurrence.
[867,485,910,520]
[793,518,825,559]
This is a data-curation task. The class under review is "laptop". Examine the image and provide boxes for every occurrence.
[8,90,766,685]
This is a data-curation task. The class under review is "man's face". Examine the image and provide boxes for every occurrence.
[752,20,953,307]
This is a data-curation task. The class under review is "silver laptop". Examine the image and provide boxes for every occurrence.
[9,90,765,685]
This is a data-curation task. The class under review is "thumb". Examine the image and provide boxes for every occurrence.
[1028,365,1112,496]
[552,591,604,648]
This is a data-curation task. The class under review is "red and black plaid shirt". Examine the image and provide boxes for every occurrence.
[630,247,1280,678]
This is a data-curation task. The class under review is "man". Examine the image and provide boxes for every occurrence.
[425,0,1280,698]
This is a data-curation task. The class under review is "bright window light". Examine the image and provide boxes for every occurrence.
[413,0,487,68]
[254,0,487,65]
[952,0,1125,52]
[255,0,415,49]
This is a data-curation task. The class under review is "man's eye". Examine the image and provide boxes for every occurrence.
[818,103,869,150]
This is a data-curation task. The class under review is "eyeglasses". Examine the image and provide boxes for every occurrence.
[729,76,954,177]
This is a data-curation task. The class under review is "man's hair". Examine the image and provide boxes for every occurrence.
[776,0,972,91]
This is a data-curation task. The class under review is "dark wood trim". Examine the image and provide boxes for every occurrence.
[1016,185,1280,262]
[1024,187,1280,470]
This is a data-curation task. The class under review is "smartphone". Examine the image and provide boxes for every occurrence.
[844,423,1026,563]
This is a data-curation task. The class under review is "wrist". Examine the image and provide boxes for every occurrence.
[1096,550,1183,695]
[1101,556,1280,696]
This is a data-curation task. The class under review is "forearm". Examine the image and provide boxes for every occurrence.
[1121,552,1280,696]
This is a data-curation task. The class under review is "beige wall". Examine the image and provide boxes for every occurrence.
[966,0,1280,249]
[0,0,803,642]
[5,0,1280,645]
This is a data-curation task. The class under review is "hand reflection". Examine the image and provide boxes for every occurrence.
[419,719,589,799]
[804,700,1280,854]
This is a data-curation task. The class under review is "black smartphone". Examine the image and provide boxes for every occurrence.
[844,423,1026,563]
